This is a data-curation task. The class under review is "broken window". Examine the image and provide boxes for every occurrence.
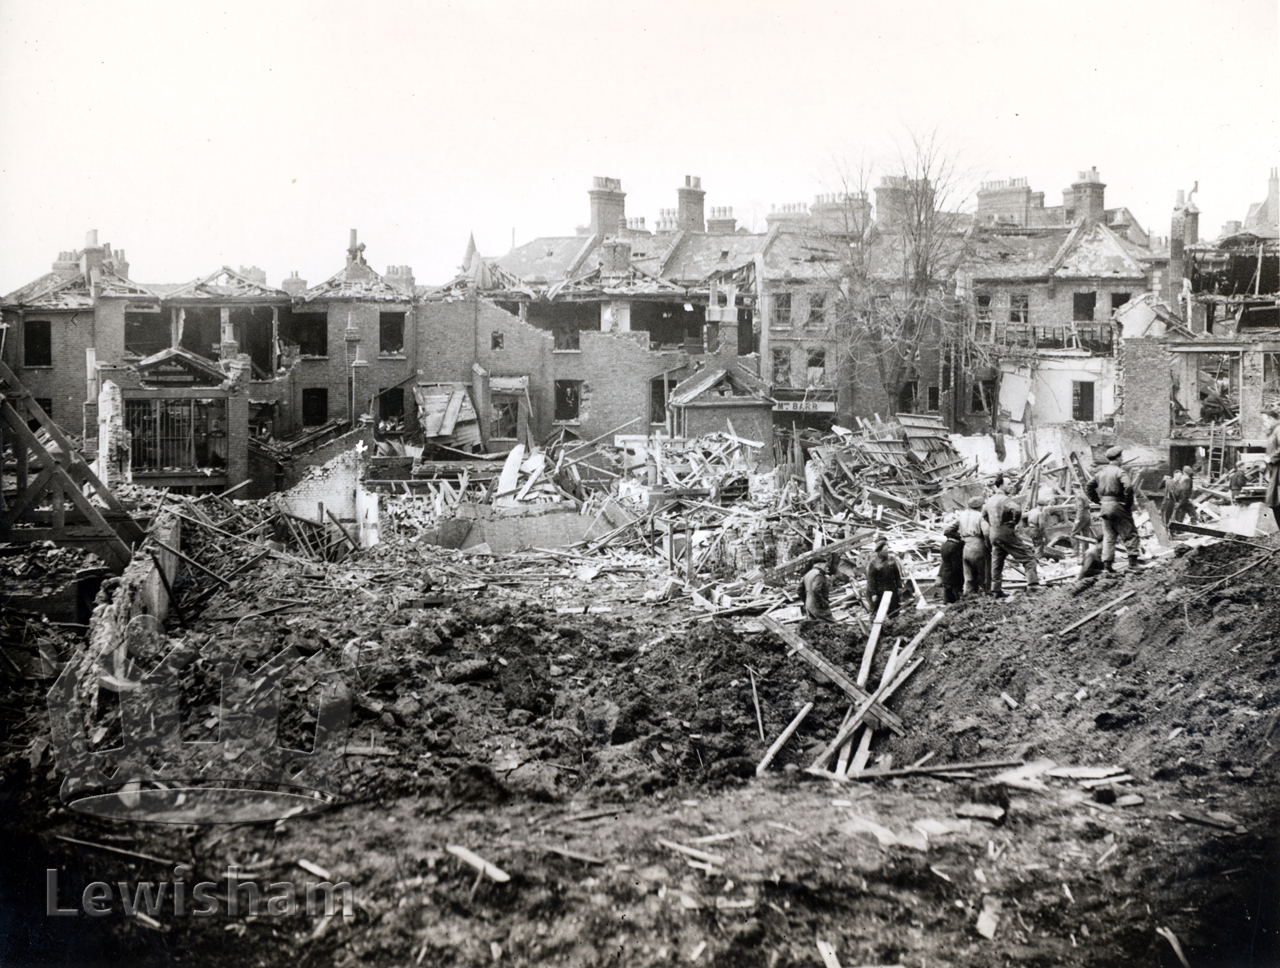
[771,348,792,385]
[554,380,581,421]
[1076,323,1114,356]
[23,319,51,367]
[1111,293,1131,313]
[975,294,993,341]
[807,292,826,328]
[1009,294,1029,327]
[125,398,227,472]
[772,292,792,328]
[302,388,329,426]
[1034,326,1067,350]
[125,307,169,359]
[971,378,996,413]
[491,332,504,350]
[492,397,520,439]
[806,348,827,387]
[283,314,328,357]
[554,326,580,352]
[1073,292,1096,322]
[737,307,757,356]
[379,312,405,355]
[927,385,940,411]
[1072,381,1095,421]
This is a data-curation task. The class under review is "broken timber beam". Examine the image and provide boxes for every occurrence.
[756,701,814,776]
[760,616,903,735]
[1057,589,1137,636]
[762,532,873,585]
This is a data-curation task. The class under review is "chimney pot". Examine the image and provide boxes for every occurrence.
[86,229,98,247]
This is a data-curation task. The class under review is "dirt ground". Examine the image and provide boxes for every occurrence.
[2,532,1278,967]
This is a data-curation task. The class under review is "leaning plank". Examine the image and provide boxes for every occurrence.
[810,656,923,771]
[761,617,904,735]
[1058,590,1138,636]
[656,838,725,868]
[762,533,873,584]
[756,702,814,776]
[446,845,510,883]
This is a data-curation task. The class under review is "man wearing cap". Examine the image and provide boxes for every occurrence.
[937,522,964,604]
[1086,446,1141,572]
[1162,465,1195,526]
[956,495,990,595]
[865,539,904,619]
[802,558,835,623]
[984,486,1040,597]
[1263,405,1280,529]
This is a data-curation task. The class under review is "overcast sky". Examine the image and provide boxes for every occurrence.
[1,0,1276,295]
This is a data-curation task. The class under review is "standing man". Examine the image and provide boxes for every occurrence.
[865,540,904,619]
[1086,446,1142,573]
[801,558,834,623]
[1228,463,1248,505]
[1264,406,1280,530]
[957,495,990,595]
[937,522,964,604]
[985,488,1040,598]
[1163,466,1195,526]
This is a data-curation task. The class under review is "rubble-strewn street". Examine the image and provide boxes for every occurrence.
[3,414,1278,965]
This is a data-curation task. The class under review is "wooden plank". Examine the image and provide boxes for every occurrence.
[752,701,814,773]
[495,444,524,497]
[1057,590,1138,636]
[811,655,924,771]
[763,532,873,584]
[760,617,904,735]
[439,388,466,437]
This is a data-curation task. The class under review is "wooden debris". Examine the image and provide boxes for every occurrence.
[756,702,814,776]
[446,845,511,883]
[1057,590,1138,636]
[656,838,725,868]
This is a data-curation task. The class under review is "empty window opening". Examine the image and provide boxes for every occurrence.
[927,385,940,411]
[971,378,996,413]
[1111,292,1131,313]
[33,399,52,426]
[1072,381,1095,421]
[378,387,404,427]
[650,377,680,425]
[630,301,706,352]
[806,348,827,387]
[492,397,520,439]
[24,319,52,367]
[1073,292,1097,322]
[1009,294,1029,326]
[771,348,792,385]
[125,308,169,359]
[280,312,328,358]
[898,380,918,414]
[233,306,275,378]
[772,292,792,328]
[302,388,329,426]
[554,380,582,421]
[380,312,405,355]
[491,332,505,350]
[737,307,758,356]
[807,292,826,327]
[975,294,993,341]
[553,326,581,352]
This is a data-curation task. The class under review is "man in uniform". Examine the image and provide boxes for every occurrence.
[1086,446,1142,573]
[956,495,990,595]
[802,559,834,623]
[865,539,904,619]
[1162,465,1195,526]
[984,484,1040,597]
[937,522,964,604]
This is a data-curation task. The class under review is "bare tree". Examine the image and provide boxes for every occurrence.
[823,132,992,429]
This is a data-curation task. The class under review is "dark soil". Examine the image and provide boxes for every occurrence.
[2,535,1277,966]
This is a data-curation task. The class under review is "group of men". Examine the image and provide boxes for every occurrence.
[799,445,1149,622]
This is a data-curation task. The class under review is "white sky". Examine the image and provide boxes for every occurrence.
[1,0,1276,294]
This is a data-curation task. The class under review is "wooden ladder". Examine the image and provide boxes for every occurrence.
[1206,421,1224,479]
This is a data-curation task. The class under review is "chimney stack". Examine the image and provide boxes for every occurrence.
[1066,167,1106,226]
[676,175,705,233]
[706,206,737,235]
[281,271,308,296]
[588,177,626,237]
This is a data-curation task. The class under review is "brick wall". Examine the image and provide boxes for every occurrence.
[416,297,741,443]
[280,447,362,521]
[2,307,105,435]
[1117,337,1172,448]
